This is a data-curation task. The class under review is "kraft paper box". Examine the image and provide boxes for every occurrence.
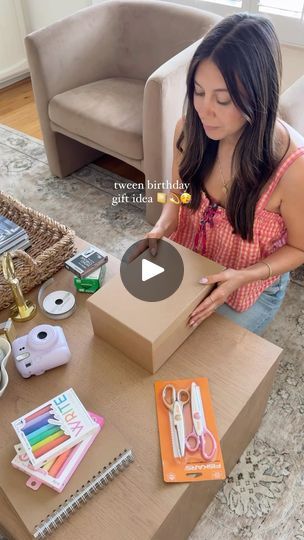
[87,239,224,373]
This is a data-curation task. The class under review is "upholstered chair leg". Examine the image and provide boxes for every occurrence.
[46,132,101,178]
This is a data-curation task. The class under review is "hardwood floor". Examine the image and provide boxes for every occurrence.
[0,78,144,182]
[0,78,41,139]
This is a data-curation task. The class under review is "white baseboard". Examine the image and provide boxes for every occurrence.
[0,71,30,89]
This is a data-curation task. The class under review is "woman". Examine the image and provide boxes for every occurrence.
[147,13,304,335]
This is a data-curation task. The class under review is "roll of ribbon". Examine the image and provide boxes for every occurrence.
[38,278,76,320]
[0,337,11,397]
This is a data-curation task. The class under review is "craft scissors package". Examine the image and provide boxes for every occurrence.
[154,378,226,483]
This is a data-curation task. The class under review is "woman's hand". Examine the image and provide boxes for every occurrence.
[145,224,167,255]
[188,268,247,327]
[126,225,166,263]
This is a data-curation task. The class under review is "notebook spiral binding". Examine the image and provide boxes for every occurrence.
[33,449,134,539]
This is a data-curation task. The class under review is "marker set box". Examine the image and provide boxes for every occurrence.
[12,412,104,493]
[11,388,99,468]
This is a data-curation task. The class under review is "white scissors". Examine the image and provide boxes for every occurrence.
[162,384,190,458]
[185,382,217,461]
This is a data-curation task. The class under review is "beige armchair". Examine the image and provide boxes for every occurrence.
[25,0,221,224]
[280,75,304,140]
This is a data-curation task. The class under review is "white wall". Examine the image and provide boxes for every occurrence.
[22,0,92,33]
[0,0,92,87]
[0,0,28,87]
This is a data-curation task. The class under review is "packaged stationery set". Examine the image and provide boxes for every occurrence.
[12,411,104,493]
[11,388,98,468]
[5,388,134,538]
[155,377,226,483]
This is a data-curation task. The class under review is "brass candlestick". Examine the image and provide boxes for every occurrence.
[2,252,36,322]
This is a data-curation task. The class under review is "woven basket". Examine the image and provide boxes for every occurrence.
[0,192,76,310]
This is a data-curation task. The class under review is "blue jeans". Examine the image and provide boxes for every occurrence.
[216,272,290,336]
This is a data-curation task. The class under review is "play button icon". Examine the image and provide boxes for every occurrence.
[142,259,164,282]
[120,239,184,302]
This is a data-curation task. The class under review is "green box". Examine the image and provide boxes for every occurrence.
[74,265,106,293]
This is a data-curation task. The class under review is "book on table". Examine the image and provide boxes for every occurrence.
[0,215,31,254]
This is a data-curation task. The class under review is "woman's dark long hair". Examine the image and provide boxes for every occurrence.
[178,13,283,241]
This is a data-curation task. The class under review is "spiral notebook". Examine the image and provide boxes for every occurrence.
[0,422,133,539]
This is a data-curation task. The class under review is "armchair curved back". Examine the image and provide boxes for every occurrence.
[114,1,221,79]
[279,75,304,138]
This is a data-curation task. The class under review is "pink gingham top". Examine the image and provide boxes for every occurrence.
[170,147,304,312]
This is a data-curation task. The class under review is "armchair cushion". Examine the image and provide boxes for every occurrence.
[49,78,145,160]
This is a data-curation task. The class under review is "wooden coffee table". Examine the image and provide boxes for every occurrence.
[0,240,282,540]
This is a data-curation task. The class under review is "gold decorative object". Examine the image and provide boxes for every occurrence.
[1,252,37,321]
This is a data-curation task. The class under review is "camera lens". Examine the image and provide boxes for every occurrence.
[37,331,47,340]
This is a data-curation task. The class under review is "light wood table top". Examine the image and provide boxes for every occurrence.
[0,241,282,540]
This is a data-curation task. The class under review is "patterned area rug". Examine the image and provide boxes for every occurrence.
[0,124,149,258]
[0,125,303,540]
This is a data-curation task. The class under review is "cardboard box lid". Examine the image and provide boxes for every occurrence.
[87,239,224,343]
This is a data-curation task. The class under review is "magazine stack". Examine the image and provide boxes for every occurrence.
[0,215,31,255]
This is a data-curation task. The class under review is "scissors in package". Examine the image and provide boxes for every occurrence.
[185,382,217,461]
[162,384,190,458]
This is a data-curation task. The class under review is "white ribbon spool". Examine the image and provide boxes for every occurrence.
[38,278,76,320]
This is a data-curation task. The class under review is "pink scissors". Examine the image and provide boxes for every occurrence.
[162,384,190,458]
[185,382,217,461]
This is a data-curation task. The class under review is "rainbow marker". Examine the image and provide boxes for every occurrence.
[31,430,64,452]
[24,405,52,422]
[48,449,72,478]
[27,423,60,442]
[52,441,81,478]
[28,425,61,446]
[42,457,57,472]
[22,412,56,436]
[33,434,70,458]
